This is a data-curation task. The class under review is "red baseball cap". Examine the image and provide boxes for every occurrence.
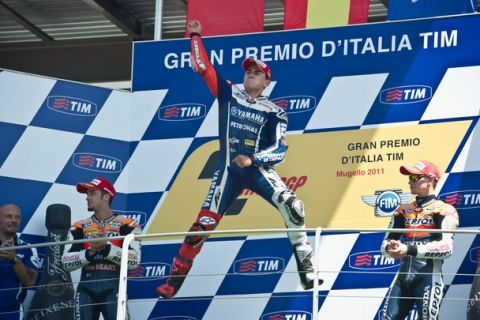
[242,57,271,79]
[400,160,441,180]
[76,177,116,198]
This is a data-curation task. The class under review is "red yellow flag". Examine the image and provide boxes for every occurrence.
[284,0,370,30]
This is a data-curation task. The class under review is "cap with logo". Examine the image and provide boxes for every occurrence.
[242,57,271,79]
[399,160,440,180]
[76,177,116,198]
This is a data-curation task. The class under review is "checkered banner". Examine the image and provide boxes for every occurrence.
[1,13,480,320]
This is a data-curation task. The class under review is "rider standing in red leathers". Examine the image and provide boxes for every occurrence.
[381,161,459,320]
[62,177,141,320]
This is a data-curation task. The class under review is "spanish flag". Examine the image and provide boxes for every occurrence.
[284,0,370,30]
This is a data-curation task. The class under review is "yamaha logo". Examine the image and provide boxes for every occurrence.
[47,96,97,116]
[158,103,206,121]
[439,190,480,210]
[362,189,413,217]
[379,85,432,104]
[349,250,399,270]
[72,153,122,173]
[261,310,311,320]
[233,257,285,275]
[272,96,316,113]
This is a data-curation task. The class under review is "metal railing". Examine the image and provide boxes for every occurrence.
[2,227,479,320]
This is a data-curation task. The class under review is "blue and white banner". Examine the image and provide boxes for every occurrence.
[1,13,480,320]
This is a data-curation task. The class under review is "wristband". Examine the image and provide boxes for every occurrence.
[406,244,418,257]
[101,244,112,257]
[249,154,256,166]
[85,249,96,261]
[189,32,201,38]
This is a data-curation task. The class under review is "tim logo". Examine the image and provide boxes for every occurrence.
[47,96,97,116]
[233,257,285,275]
[261,311,311,320]
[73,153,122,173]
[114,210,147,227]
[272,96,316,114]
[439,190,480,210]
[128,262,170,282]
[379,85,432,104]
[349,250,399,270]
[469,246,480,263]
[158,103,206,121]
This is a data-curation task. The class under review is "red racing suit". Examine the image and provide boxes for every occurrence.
[62,214,141,320]
[381,195,459,320]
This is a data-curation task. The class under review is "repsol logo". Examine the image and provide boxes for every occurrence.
[114,210,147,227]
[128,262,170,281]
[73,153,122,173]
[261,311,311,320]
[47,96,97,116]
[158,103,206,121]
[242,176,307,195]
[379,85,432,104]
[272,96,316,113]
[439,190,480,210]
[404,218,433,226]
[233,257,285,275]
[349,250,399,270]
[424,251,450,258]
[422,283,442,318]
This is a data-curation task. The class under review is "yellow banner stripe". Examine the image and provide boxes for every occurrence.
[306,0,350,28]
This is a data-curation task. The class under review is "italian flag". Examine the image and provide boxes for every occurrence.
[284,0,371,30]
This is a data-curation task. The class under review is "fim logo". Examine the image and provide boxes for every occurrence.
[272,96,316,114]
[349,250,399,270]
[379,85,432,105]
[158,103,206,121]
[73,153,122,173]
[439,190,480,210]
[469,246,480,263]
[128,262,171,282]
[113,210,147,227]
[261,311,311,320]
[47,96,98,116]
[233,257,285,275]
[362,189,413,217]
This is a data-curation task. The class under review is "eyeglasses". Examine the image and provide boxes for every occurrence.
[408,174,425,182]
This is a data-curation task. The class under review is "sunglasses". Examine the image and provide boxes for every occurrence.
[408,174,426,182]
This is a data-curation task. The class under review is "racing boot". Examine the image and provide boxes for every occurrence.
[156,256,192,299]
[293,242,323,290]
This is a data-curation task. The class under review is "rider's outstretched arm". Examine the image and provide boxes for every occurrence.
[189,21,231,103]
